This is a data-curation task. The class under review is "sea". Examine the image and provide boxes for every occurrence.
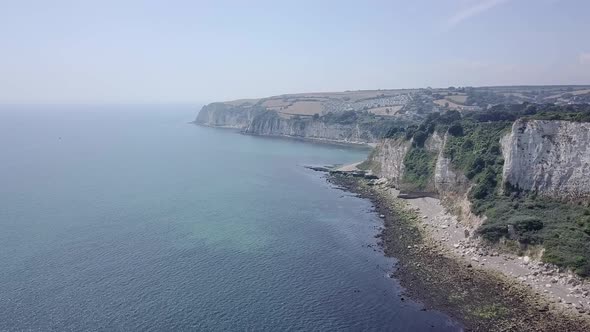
[0,104,461,331]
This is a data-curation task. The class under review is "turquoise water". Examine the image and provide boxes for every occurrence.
[0,105,460,331]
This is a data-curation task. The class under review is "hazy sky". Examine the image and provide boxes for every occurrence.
[1,0,589,103]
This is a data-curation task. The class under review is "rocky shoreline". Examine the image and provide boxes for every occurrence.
[327,172,590,332]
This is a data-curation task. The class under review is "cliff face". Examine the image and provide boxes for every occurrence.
[366,118,590,226]
[196,104,384,143]
[367,132,468,193]
[195,103,262,129]
[369,120,590,201]
[501,119,590,199]
[367,132,480,225]
[367,138,411,186]
[244,112,380,143]
[434,155,469,194]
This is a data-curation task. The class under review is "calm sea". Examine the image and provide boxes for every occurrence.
[0,105,460,331]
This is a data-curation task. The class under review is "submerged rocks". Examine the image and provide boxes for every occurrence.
[304,165,331,172]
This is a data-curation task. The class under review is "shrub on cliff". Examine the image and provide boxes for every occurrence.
[402,148,437,191]
[447,123,464,136]
[477,194,590,277]
[412,130,428,147]
[401,103,590,277]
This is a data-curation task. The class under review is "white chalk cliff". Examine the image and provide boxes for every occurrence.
[501,119,590,199]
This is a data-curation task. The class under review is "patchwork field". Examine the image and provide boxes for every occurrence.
[445,94,467,104]
[434,99,464,110]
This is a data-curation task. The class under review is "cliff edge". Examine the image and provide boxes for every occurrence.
[360,104,590,277]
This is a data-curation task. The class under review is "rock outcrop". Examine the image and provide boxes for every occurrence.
[424,131,444,153]
[195,103,387,144]
[195,103,263,129]
[434,155,469,194]
[434,133,470,195]
[501,119,590,199]
[244,111,381,144]
[367,138,411,186]
[366,131,482,226]
[367,132,469,193]
[366,118,590,225]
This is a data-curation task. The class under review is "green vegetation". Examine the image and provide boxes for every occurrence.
[402,148,437,191]
[465,88,515,106]
[443,121,511,205]
[475,103,590,123]
[320,110,412,139]
[396,111,460,192]
[245,97,590,275]
[357,148,381,174]
[320,110,362,124]
[526,104,590,122]
[477,194,590,276]
[469,304,510,320]
[394,105,590,276]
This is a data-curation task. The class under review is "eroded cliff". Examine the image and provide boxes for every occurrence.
[365,138,411,186]
[195,103,263,129]
[367,132,470,194]
[501,119,590,199]
[244,111,383,144]
[196,103,397,143]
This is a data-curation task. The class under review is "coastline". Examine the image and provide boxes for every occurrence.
[197,120,590,329]
[327,172,590,331]
[193,122,377,148]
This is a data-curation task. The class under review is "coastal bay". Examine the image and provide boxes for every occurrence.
[0,105,460,331]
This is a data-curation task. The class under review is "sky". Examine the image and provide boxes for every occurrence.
[0,0,589,104]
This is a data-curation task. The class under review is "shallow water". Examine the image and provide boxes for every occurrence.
[0,105,461,331]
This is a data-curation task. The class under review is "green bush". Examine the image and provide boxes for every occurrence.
[412,130,429,147]
[384,104,590,276]
[448,123,464,136]
[402,148,437,191]
[476,194,590,277]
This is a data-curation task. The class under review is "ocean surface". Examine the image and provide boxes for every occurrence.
[0,105,461,331]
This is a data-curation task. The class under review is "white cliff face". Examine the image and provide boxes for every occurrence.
[368,132,481,226]
[369,132,467,192]
[434,133,470,194]
[424,131,444,153]
[244,115,380,144]
[502,119,590,199]
[368,138,411,186]
[195,103,261,129]
[434,133,481,226]
[196,105,383,143]
[435,155,470,194]
[369,132,454,190]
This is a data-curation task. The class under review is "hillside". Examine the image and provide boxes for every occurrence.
[195,87,590,317]
[359,103,590,277]
[195,85,590,144]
